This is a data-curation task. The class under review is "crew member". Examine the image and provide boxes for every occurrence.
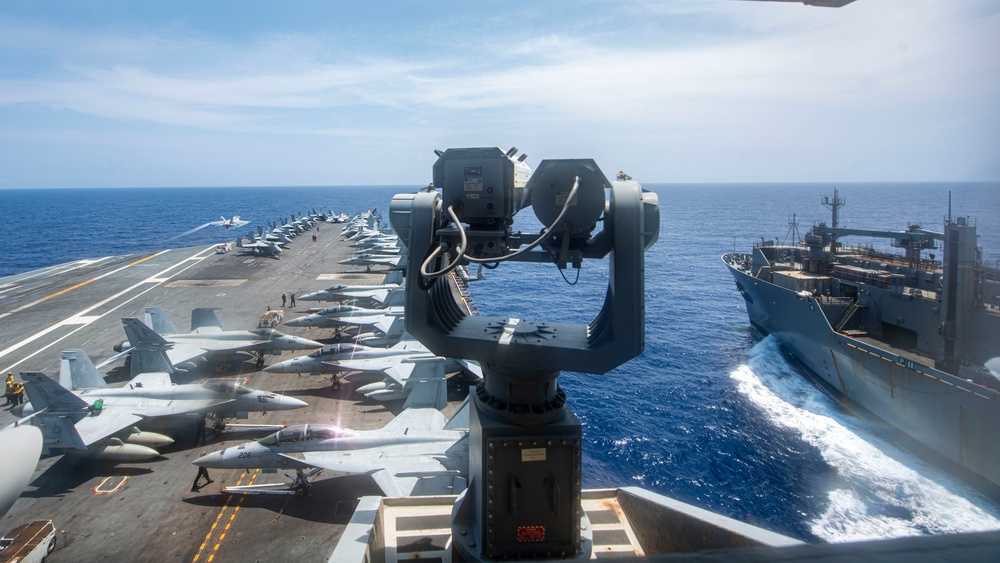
[4,373,13,406]
[192,451,213,491]
[290,294,296,307]
[281,293,287,307]
[13,382,25,406]
[194,414,207,446]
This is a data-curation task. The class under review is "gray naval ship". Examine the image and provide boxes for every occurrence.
[723,190,1000,493]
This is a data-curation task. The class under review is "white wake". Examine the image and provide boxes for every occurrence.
[731,337,1000,542]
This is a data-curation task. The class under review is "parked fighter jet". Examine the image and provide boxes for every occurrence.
[118,308,322,370]
[193,400,470,497]
[339,254,404,271]
[301,285,404,308]
[262,333,426,386]
[236,233,282,257]
[258,225,292,245]
[283,305,404,330]
[209,215,250,229]
[265,335,480,406]
[298,271,404,303]
[16,349,307,462]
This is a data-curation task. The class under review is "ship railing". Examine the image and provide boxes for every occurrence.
[723,253,753,272]
[843,245,941,271]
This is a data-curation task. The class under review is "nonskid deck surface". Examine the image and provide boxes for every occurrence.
[1,230,464,562]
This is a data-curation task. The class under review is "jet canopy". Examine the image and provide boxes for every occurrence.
[309,344,361,357]
[202,381,253,395]
[257,424,351,446]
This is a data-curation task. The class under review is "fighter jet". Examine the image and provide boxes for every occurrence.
[119,308,322,370]
[258,225,292,245]
[283,305,404,330]
[262,332,426,385]
[298,271,404,303]
[236,232,282,257]
[266,334,480,406]
[209,215,251,229]
[15,349,307,462]
[193,400,470,497]
[339,254,404,271]
[300,285,404,308]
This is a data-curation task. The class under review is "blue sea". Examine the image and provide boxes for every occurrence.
[2,182,999,543]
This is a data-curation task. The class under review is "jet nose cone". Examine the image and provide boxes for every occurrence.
[193,450,224,468]
[263,362,289,373]
[292,336,323,348]
[280,396,309,410]
[283,317,307,328]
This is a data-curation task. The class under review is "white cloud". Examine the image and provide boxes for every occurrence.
[0,0,997,185]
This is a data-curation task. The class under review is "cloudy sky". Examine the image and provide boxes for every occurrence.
[0,0,997,188]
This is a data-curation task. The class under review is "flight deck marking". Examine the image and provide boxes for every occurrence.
[93,475,129,494]
[0,246,218,372]
[192,469,259,563]
[0,257,113,295]
[6,252,164,316]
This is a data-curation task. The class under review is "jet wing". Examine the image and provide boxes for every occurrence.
[133,398,235,418]
[163,342,213,368]
[333,353,437,377]
[395,362,447,411]
[126,371,173,389]
[373,315,403,334]
[296,451,461,497]
[330,357,398,373]
[382,407,448,433]
[371,457,465,497]
[74,410,145,446]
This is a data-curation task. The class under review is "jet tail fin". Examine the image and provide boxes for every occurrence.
[21,372,89,414]
[191,308,224,331]
[30,411,88,453]
[122,317,169,346]
[383,270,403,285]
[122,318,176,376]
[60,349,108,390]
[444,395,471,431]
[145,306,179,334]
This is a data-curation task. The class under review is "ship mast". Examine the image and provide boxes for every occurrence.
[821,188,845,251]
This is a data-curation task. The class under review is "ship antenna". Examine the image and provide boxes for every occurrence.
[821,188,845,251]
[821,187,845,228]
[785,213,800,245]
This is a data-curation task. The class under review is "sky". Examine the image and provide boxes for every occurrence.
[0,0,997,188]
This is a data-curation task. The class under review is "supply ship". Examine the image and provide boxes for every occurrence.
[723,190,1000,492]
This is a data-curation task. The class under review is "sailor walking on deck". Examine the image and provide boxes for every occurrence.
[192,450,213,491]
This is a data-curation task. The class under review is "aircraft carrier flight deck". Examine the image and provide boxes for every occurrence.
[0,226,467,562]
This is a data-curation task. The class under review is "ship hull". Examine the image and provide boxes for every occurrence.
[725,259,1000,492]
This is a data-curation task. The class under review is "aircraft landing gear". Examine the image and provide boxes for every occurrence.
[255,351,265,369]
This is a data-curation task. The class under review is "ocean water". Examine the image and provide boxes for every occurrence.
[1,182,998,543]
